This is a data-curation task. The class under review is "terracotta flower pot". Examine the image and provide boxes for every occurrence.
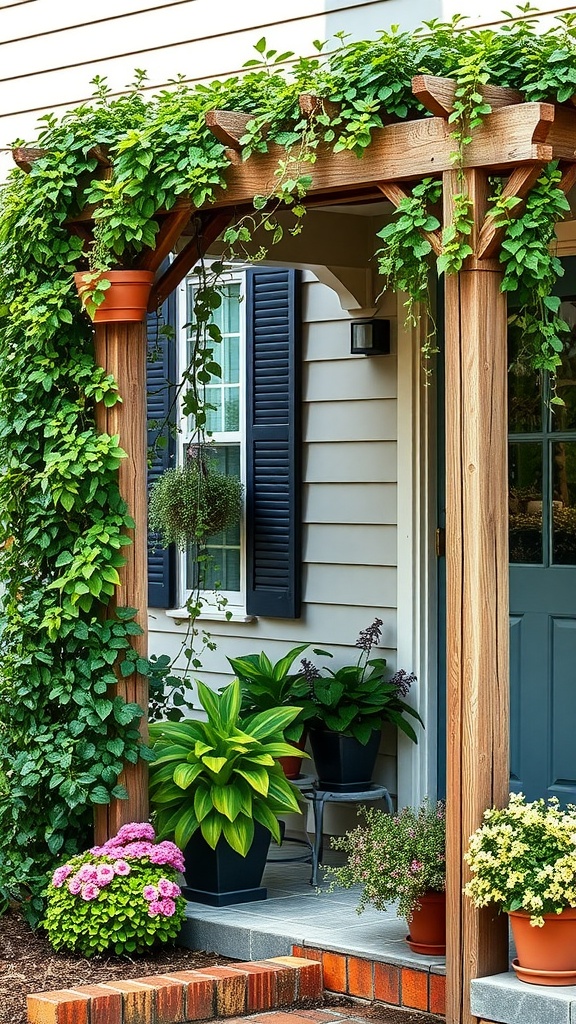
[74,270,154,322]
[279,734,307,780]
[406,890,446,955]
[509,907,576,984]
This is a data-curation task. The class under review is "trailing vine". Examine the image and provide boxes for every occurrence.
[2,9,576,918]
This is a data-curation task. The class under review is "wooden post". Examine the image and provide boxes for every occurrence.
[443,169,510,1024]
[93,320,150,842]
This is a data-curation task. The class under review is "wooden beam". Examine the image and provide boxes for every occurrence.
[377,182,443,255]
[476,165,545,260]
[93,320,149,843]
[412,74,523,117]
[544,104,576,159]
[444,168,509,1024]
[205,109,254,150]
[137,203,192,273]
[208,104,554,208]
[147,210,232,311]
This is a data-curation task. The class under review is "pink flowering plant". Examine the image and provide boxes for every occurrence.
[43,822,186,956]
[325,799,445,920]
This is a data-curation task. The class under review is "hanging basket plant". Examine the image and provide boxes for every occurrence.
[149,448,243,548]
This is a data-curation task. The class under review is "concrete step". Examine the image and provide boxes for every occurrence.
[471,971,576,1024]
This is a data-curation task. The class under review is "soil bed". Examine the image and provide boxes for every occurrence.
[0,909,231,1024]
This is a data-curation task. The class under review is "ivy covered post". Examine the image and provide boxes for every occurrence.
[93,321,150,842]
[442,167,510,1024]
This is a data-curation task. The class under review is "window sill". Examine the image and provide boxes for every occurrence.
[164,608,256,625]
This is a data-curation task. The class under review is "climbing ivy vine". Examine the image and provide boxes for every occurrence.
[2,8,576,918]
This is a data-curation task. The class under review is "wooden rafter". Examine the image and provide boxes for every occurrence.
[147,210,232,311]
[205,109,254,150]
[13,143,111,172]
[376,182,443,256]
[412,74,523,117]
[137,203,192,273]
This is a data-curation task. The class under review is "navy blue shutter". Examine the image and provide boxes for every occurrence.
[147,289,177,608]
[245,268,301,618]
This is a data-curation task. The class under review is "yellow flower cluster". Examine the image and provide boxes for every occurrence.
[464,793,576,926]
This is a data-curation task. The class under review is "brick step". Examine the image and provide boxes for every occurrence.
[27,956,323,1024]
[292,946,445,1017]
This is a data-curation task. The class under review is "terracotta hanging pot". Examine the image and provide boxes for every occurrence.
[74,270,154,323]
[509,908,576,985]
[406,890,446,955]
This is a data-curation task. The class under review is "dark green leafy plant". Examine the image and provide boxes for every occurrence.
[303,619,422,744]
[149,679,302,854]
[228,643,315,743]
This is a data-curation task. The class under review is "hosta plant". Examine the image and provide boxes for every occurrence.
[229,643,316,743]
[149,678,302,855]
[43,822,186,956]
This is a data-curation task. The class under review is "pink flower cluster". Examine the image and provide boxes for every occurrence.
[90,822,185,873]
[142,877,181,917]
[50,822,184,905]
[52,857,131,901]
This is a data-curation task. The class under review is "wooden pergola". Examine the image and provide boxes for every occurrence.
[14,73,576,1024]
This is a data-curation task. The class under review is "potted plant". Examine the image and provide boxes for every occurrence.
[149,678,303,905]
[325,799,446,954]
[302,618,421,790]
[73,215,156,322]
[228,643,315,779]
[149,445,243,548]
[465,793,576,985]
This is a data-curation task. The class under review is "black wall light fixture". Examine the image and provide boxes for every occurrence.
[350,318,391,355]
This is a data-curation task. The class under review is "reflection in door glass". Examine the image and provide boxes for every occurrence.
[553,301,576,432]
[552,441,576,565]
[508,333,542,434]
[509,442,543,564]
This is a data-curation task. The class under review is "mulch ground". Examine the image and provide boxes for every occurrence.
[0,912,442,1024]
[0,908,232,1024]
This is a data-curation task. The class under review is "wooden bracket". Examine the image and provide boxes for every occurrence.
[137,203,192,273]
[147,210,232,311]
[377,181,443,256]
[412,74,523,118]
[475,165,546,260]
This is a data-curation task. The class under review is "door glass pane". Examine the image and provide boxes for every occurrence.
[508,332,542,434]
[509,442,543,564]
[552,441,576,565]
[552,300,576,432]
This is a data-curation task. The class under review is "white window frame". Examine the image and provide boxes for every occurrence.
[176,270,247,612]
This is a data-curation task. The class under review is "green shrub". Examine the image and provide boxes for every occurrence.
[43,822,185,956]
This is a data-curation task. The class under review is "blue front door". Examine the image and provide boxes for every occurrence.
[509,259,576,803]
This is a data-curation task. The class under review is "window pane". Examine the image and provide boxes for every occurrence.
[185,444,242,592]
[552,441,576,565]
[509,442,543,564]
[551,300,576,432]
[224,335,240,384]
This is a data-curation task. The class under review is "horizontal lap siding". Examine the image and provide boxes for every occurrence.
[0,0,408,180]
